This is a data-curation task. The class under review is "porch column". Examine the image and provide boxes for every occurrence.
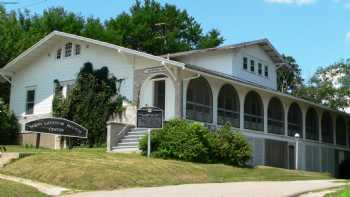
[284,102,289,136]
[318,110,323,143]
[212,89,219,125]
[239,92,245,130]
[302,108,306,140]
[346,118,349,147]
[263,97,269,134]
[174,68,182,118]
[332,114,336,145]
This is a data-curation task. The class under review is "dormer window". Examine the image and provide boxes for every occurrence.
[250,60,255,72]
[258,63,262,75]
[65,43,72,57]
[56,49,62,59]
[243,57,248,70]
[264,65,269,77]
[75,44,81,55]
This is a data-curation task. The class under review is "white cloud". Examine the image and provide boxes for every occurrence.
[346,32,350,41]
[265,0,316,6]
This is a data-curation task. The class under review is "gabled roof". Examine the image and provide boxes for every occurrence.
[163,39,286,66]
[1,31,185,75]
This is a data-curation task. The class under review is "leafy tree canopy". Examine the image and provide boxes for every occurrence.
[298,60,350,111]
[0,1,224,102]
[277,55,304,95]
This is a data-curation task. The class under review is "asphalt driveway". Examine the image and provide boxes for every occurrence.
[64,180,344,197]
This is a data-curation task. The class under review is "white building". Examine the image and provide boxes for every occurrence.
[1,31,349,175]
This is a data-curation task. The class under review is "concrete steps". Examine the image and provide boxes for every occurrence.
[112,128,148,153]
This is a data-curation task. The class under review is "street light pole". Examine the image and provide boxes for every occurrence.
[294,133,300,170]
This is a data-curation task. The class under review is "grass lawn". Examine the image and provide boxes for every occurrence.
[0,178,47,197]
[325,185,350,197]
[0,145,333,191]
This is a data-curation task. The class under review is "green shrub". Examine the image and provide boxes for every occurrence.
[211,124,252,166]
[0,98,19,145]
[139,119,214,163]
[139,119,252,166]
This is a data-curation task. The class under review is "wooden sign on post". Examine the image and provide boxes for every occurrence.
[25,118,88,138]
[137,107,163,157]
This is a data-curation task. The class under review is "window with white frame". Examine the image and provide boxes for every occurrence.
[65,43,73,57]
[243,57,248,70]
[75,44,81,55]
[258,63,262,75]
[56,49,62,59]
[25,88,36,115]
[264,65,269,77]
[250,60,255,72]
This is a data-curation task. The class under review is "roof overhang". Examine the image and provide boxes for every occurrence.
[184,64,350,118]
[2,31,185,74]
[163,39,289,69]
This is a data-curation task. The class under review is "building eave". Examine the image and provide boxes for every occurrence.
[163,39,286,66]
[2,31,185,73]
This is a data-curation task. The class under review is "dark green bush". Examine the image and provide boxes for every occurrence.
[211,124,252,166]
[140,119,251,166]
[0,98,19,145]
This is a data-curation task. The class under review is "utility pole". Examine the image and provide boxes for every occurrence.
[155,22,167,54]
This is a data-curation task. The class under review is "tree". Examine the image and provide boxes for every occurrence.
[277,55,304,95]
[0,1,224,103]
[299,60,350,111]
[0,98,19,145]
[105,0,224,55]
[53,62,124,146]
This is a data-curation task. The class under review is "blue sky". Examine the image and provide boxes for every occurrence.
[4,0,350,80]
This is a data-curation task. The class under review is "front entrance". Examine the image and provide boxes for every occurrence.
[153,80,165,111]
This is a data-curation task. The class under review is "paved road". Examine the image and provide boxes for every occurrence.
[64,180,344,197]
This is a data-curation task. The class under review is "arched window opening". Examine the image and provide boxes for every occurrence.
[322,112,334,144]
[217,84,240,127]
[244,91,264,131]
[336,116,346,146]
[268,97,284,135]
[288,103,302,137]
[305,108,319,141]
[186,77,213,123]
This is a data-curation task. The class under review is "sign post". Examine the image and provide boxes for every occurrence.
[137,107,163,158]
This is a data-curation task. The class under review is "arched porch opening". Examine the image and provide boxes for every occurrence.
[305,108,319,141]
[321,112,334,144]
[244,91,264,131]
[186,77,213,123]
[217,84,240,127]
[267,97,284,135]
[288,102,302,137]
